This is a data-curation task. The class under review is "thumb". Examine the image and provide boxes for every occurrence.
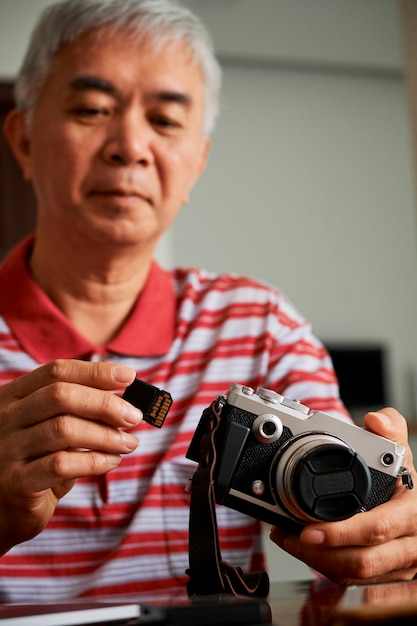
[364,408,408,446]
[365,408,417,488]
[364,408,414,471]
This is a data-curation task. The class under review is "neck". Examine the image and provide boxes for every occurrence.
[29,232,154,346]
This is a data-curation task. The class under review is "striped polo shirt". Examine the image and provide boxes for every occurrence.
[0,236,347,601]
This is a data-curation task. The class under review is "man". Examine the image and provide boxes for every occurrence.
[0,0,416,602]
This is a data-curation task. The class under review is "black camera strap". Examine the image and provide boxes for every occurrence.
[186,398,270,598]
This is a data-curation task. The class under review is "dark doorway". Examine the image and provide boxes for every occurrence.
[0,82,36,260]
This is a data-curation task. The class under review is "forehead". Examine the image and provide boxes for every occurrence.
[44,26,205,101]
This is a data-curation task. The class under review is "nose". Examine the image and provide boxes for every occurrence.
[102,111,154,166]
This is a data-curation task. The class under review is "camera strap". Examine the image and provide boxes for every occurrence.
[186,398,270,598]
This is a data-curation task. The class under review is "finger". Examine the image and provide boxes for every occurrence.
[4,379,142,430]
[364,409,415,492]
[299,487,417,548]
[274,530,417,585]
[1,359,136,401]
[16,415,139,459]
[297,486,417,549]
[364,408,414,468]
[21,450,124,493]
[363,407,407,439]
[51,479,77,502]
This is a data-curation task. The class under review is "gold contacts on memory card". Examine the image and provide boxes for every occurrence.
[122,379,172,428]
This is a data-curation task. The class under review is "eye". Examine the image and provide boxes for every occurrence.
[67,102,112,125]
[71,107,109,118]
[148,115,185,138]
[151,116,180,129]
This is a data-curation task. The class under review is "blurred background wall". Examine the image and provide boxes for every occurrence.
[176,0,417,422]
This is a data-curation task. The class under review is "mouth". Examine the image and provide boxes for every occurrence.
[89,188,152,206]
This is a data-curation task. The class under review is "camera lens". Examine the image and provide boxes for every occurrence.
[272,434,371,523]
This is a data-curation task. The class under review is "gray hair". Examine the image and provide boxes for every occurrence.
[14,0,222,136]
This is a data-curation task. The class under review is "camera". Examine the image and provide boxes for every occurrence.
[187,383,412,532]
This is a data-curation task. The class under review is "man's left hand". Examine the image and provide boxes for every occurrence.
[270,408,417,584]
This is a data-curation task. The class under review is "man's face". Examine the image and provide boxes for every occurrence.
[12,28,210,252]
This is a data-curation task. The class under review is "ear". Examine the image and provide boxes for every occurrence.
[181,136,211,205]
[3,109,33,182]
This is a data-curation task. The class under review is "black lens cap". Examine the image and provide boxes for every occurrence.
[292,443,371,522]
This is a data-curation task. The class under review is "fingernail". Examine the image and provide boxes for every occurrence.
[121,431,139,451]
[112,366,136,384]
[123,404,143,426]
[106,454,122,467]
[301,529,325,544]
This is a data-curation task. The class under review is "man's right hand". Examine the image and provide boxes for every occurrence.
[0,359,142,554]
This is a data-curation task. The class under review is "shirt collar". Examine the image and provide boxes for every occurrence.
[0,235,176,362]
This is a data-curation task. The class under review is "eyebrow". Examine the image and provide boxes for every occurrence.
[69,75,192,107]
[154,91,191,107]
[70,75,117,95]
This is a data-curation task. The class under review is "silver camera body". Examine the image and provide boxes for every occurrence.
[188,383,408,532]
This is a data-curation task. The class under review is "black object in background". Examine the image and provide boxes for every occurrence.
[325,343,388,419]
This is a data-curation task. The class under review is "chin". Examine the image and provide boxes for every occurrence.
[99,225,159,252]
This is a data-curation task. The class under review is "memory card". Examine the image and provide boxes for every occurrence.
[122,379,172,428]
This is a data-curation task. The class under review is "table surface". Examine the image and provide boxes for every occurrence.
[3,578,417,625]
[268,579,342,626]
[267,578,417,625]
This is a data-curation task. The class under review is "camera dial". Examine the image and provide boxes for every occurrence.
[256,387,283,404]
[272,434,372,523]
[281,398,310,415]
[252,414,283,443]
